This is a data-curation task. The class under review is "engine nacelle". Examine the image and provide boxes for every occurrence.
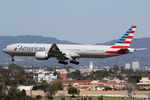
[35,52,49,60]
[118,48,136,54]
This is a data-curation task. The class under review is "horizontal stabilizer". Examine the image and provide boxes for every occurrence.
[136,48,147,51]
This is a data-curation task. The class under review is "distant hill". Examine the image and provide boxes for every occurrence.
[0,35,150,67]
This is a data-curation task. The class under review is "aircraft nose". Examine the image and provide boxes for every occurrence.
[3,48,7,53]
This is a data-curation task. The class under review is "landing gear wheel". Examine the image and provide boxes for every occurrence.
[70,60,74,63]
[63,61,68,65]
[70,60,79,65]
[58,61,68,65]
[75,62,79,65]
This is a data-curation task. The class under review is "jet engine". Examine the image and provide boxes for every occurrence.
[118,48,136,54]
[35,52,49,60]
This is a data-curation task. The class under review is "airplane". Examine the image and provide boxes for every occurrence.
[3,26,138,65]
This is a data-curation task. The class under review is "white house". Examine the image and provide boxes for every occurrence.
[17,86,33,91]
[24,68,45,73]
[33,71,57,83]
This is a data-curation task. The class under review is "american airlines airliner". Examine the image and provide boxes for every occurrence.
[3,26,138,65]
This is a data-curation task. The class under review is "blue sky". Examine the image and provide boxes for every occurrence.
[0,0,149,44]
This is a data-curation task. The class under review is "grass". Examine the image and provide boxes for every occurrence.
[39,96,144,100]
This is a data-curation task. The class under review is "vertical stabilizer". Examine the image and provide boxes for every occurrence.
[111,26,136,49]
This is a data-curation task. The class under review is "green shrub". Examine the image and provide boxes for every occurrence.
[36,95,42,99]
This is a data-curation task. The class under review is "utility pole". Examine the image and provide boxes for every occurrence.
[30,82,32,99]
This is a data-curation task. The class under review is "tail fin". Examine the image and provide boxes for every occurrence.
[111,26,136,49]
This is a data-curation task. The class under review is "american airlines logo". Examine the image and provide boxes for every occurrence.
[14,44,21,51]
[14,44,45,52]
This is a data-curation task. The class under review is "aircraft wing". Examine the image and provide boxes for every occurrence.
[48,44,80,60]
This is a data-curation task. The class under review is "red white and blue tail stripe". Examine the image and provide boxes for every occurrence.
[105,26,136,54]
[111,26,136,49]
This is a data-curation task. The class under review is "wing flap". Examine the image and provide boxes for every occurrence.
[49,44,80,60]
[49,44,64,57]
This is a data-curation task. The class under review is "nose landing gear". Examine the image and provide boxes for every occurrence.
[11,56,15,62]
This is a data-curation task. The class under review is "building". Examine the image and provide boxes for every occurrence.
[144,66,150,71]
[101,77,125,83]
[89,61,94,70]
[56,68,68,74]
[79,68,102,74]
[33,71,57,83]
[137,77,150,89]
[24,68,45,73]
[139,77,150,84]
[68,68,76,73]
[103,82,133,90]
[132,61,140,71]
[50,73,132,91]
[51,80,92,87]
[125,63,131,69]
[17,86,33,91]
[60,73,67,80]
[50,79,132,91]
[103,66,111,71]
[3,66,8,69]
[79,68,92,74]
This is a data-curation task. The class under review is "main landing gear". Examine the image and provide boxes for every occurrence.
[70,58,79,65]
[70,60,79,65]
[58,60,79,65]
[58,61,68,65]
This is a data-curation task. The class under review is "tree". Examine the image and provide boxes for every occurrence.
[120,66,125,73]
[8,63,25,74]
[0,84,2,92]
[67,70,82,80]
[7,87,19,98]
[36,95,42,100]
[20,89,26,96]
[46,85,58,99]
[53,71,58,76]
[128,75,141,83]
[0,84,5,99]
[53,82,63,90]
[45,82,64,99]
[127,86,134,97]
[1,86,36,100]
[33,84,49,92]
[33,80,49,91]
[67,87,78,97]
[113,65,119,72]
